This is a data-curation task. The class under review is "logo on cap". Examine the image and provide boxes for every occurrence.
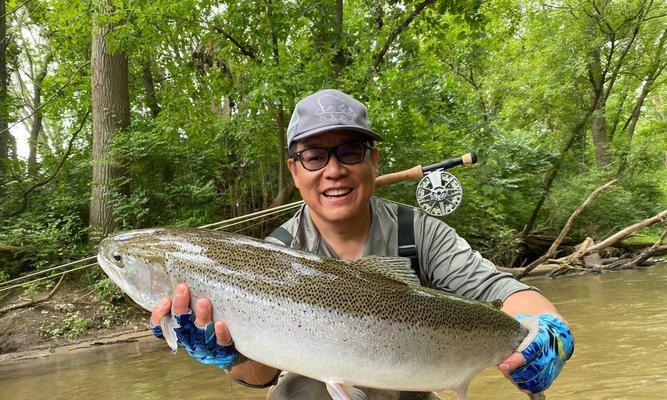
[316,94,357,122]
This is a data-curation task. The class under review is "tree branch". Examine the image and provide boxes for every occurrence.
[4,110,90,218]
[516,179,618,278]
[0,274,65,316]
[372,0,436,69]
[0,61,90,136]
[585,209,667,255]
[213,25,260,62]
[0,0,34,19]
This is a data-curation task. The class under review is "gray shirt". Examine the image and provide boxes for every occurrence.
[266,196,531,302]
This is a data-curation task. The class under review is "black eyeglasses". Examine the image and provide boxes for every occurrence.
[290,142,372,171]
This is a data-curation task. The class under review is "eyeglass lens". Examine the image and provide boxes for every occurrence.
[300,142,367,171]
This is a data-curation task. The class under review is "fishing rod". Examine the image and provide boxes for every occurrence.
[376,152,478,216]
[1,152,478,290]
[0,207,299,292]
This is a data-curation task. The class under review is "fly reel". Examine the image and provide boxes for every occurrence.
[374,151,477,217]
[416,170,463,217]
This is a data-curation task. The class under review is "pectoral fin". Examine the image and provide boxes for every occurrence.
[160,314,180,353]
[517,316,540,353]
[325,382,367,400]
[452,382,469,400]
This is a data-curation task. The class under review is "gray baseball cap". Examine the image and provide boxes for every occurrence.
[286,89,384,149]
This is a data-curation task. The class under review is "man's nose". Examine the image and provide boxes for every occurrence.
[323,152,347,177]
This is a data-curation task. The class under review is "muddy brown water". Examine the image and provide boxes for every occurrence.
[1,266,666,399]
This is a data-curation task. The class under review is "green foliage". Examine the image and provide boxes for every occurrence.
[95,278,125,304]
[548,173,664,240]
[38,311,91,341]
[1,0,665,279]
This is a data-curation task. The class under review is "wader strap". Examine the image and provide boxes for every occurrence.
[397,205,419,275]
[269,226,293,246]
[269,205,419,274]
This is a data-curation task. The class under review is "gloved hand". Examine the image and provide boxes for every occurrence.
[174,311,239,369]
[510,314,574,393]
[150,285,240,370]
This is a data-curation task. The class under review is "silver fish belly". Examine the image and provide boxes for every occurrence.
[97,228,535,396]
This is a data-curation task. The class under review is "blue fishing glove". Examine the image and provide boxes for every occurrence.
[152,311,239,370]
[151,324,164,339]
[510,314,574,393]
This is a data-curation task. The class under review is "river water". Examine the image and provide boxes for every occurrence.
[1,266,666,400]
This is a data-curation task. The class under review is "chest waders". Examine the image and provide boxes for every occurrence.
[268,205,419,275]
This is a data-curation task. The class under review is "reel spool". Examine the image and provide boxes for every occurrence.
[374,151,476,217]
[416,170,463,217]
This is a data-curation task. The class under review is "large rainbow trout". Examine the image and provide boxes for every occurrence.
[97,228,543,400]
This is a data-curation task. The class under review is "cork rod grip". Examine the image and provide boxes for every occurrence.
[461,152,477,165]
[374,165,424,188]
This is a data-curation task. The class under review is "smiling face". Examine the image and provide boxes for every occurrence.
[287,130,379,229]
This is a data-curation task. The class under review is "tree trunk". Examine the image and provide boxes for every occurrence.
[617,28,667,177]
[27,111,43,174]
[141,55,161,118]
[27,52,51,174]
[267,0,291,205]
[0,0,8,177]
[588,45,611,169]
[333,0,344,78]
[89,0,130,238]
[616,79,650,176]
[591,99,611,168]
[276,99,287,194]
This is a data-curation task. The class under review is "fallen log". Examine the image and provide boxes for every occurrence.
[539,210,667,272]
[584,209,667,255]
[604,227,667,271]
[0,244,31,253]
[499,263,564,278]
[515,180,617,279]
[511,212,666,279]
[0,275,66,315]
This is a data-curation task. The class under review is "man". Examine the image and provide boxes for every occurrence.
[150,89,573,399]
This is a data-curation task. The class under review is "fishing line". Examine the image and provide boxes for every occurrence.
[0,256,97,288]
[200,200,303,229]
[0,263,97,293]
[214,202,302,232]
[1,202,303,290]
[229,207,297,234]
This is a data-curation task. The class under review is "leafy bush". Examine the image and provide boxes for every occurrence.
[38,311,91,341]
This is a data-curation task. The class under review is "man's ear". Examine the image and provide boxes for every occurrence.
[371,147,380,178]
[287,158,300,189]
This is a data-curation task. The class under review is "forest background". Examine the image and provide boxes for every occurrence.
[0,0,665,293]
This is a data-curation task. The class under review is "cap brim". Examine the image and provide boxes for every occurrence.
[291,125,384,144]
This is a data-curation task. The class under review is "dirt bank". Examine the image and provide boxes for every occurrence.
[0,282,152,363]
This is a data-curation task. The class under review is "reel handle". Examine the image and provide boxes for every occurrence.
[374,151,477,188]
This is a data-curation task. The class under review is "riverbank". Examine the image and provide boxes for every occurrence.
[0,281,151,363]
[3,266,667,400]
[1,260,664,364]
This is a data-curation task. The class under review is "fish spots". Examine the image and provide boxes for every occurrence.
[112,227,526,369]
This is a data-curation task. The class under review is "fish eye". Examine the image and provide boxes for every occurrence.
[112,253,123,266]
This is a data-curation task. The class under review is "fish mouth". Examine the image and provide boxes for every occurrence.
[97,234,172,312]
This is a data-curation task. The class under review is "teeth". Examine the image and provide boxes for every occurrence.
[324,188,352,197]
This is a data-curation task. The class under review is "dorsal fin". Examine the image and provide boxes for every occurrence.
[348,256,421,286]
